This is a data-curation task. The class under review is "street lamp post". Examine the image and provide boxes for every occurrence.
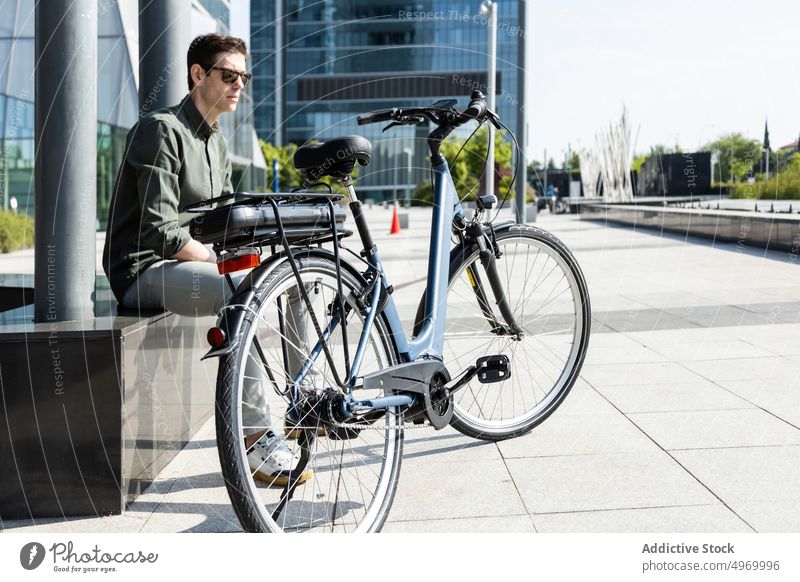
[479,1,497,205]
[403,147,413,207]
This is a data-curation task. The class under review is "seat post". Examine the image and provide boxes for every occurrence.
[339,175,358,203]
[340,175,377,258]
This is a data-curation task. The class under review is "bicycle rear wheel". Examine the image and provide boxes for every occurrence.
[216,256,403,532]
[434,225,591,441]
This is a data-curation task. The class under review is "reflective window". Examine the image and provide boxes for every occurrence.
[0,0,15,36]
[17,0,35,38]
[98,37,125,125]
[6,38,34,101]
[192,4,220,36]
[117,69,138,128]
[0,40,10,93]
[5,96,34,139]
[199,0,230,26]
[98,0,124,36]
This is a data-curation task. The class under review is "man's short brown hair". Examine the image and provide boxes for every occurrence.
[187,33,247,90]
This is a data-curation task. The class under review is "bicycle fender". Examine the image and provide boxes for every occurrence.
[202,248,367,359]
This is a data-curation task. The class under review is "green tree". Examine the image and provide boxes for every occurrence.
[413,128,513,205]
[731,152,800,199]
[648,144,674,157]
[631,145,686,179]
[631,154,648,173]
[260,140,302,191]
[769,148,791,175]
[566,151,580,172]
[699,133,762,183]
[0,210,34,253]
[527,159,544,191]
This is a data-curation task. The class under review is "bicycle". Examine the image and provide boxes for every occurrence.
[187,90,591,533]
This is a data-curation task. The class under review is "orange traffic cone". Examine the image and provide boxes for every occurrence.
[389,205,401,234]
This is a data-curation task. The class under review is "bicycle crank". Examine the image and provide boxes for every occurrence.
[362,359,453,429]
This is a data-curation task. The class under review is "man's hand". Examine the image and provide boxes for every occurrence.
[172,239,217,263]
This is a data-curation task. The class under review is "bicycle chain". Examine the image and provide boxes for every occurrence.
[335,421,431,431]
[298,419,432,431]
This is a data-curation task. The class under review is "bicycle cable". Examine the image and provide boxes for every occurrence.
[442,112,522,227]
[450,120,490,206]
[489,116,522,224]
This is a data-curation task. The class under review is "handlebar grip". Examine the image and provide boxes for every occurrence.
[456,90,487,124]
[357,108,398,125]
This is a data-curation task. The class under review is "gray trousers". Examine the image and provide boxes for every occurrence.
[121,259,308,434]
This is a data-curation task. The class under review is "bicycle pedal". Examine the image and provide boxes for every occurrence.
[476,354,510,383]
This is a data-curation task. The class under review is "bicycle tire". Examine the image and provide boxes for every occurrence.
[216,256,403,532]
[419,224,591,441]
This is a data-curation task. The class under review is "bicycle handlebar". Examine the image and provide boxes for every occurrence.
[356,90,496,131]
[356,108,399,126]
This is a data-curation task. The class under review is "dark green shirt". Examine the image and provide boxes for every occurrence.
[103,95,232,302]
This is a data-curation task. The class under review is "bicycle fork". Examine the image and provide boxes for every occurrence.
[465,223,524,339]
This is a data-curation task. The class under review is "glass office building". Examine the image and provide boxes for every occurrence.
[251,0,523,201]
[0,0,266,228]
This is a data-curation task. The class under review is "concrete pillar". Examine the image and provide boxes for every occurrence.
[138,0,191,115]
[34,0,97,322]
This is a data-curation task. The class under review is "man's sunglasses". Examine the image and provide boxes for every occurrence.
[206,66,252,87]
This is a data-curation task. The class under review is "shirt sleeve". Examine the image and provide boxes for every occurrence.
[128,119,192,258]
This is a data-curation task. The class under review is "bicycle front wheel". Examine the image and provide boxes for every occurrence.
[216,255,403,532]
[439,225,591,441]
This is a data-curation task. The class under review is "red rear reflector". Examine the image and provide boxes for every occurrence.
[207,327,226,348]
[217,253,260,274]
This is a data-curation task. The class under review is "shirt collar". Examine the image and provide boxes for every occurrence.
[179,95,218,139]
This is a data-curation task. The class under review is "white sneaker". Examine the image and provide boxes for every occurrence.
[247,431,312,486]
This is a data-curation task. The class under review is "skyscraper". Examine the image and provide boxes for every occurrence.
[0,0,266,227]
[251,1,525,201]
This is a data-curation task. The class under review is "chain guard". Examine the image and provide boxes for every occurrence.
[404,372,453,429]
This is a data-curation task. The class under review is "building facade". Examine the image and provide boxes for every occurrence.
[0,0,266,228]
[251,0,524,202]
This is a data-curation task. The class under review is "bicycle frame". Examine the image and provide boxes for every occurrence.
[362,159,462,364]
[290,157,464,412]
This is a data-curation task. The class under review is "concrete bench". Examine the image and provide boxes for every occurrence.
[581,203,800,253]
[0,275,216,519]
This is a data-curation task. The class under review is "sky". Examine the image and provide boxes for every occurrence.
[528,0,800,162]
[231,0,800,163]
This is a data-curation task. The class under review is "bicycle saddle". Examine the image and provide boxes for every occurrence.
[294,135,372,181]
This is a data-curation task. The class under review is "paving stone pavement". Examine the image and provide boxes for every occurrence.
[2,206,798,533]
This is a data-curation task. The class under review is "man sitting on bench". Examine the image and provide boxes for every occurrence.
[102,33,310,486]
